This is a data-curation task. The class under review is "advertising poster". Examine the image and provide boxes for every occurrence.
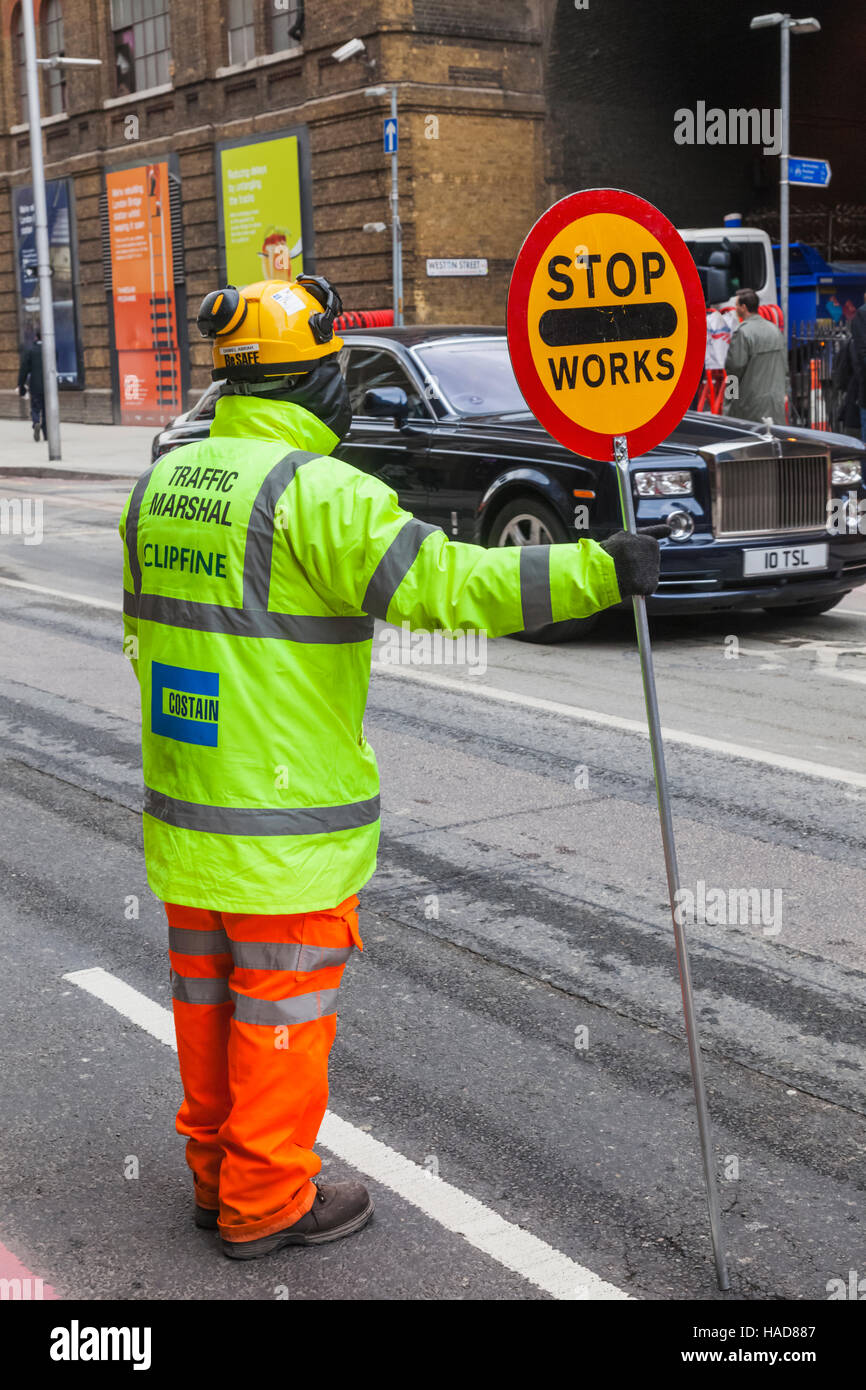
[105,162,182,425]
[218,131,312,286]
[13,179,83,387]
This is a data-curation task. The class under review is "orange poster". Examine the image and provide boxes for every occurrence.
[106,162,182,425]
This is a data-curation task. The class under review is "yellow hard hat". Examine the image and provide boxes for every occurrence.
[197,276,344,382]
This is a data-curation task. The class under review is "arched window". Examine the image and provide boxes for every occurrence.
[42,0,67,116]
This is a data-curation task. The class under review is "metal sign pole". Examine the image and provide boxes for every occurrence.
[389,85,403,327]
[780,18,790,344]
[22,0,61,460]
[614,434,730,1293]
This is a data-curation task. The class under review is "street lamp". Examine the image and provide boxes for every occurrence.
[749,13,821,341]
[21,0,101,460]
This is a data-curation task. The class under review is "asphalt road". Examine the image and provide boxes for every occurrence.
[1,474,865,1303]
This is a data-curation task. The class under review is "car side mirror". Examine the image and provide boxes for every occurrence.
[364,386,410,424]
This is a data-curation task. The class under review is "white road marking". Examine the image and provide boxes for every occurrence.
[63,966,628,1301]
[7,575,865,790]
[0,576,122,612]
[371,663,866,791]
[64,967,176,1047]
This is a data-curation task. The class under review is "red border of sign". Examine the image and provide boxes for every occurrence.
[506,188,707,462]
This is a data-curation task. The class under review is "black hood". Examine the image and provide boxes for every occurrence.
[223,356,353,445]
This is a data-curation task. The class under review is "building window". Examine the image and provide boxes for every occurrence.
[42,0,67,116]
[110,0,172,96]
[12,4,28,123]
[227,0,255,65]
[268,0,304,53]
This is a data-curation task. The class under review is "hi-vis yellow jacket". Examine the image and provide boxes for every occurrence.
[120,393,621,913]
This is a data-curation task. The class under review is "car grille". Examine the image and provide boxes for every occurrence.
[715,455,828,537]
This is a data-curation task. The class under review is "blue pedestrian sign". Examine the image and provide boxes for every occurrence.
[788,157,831,188]
[384,118,399,154]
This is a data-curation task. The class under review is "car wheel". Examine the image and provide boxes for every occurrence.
[762,595,845,620]
[486,496,600,643]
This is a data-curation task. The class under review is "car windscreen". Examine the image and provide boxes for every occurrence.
[414,339,528,415]
[187,384,221,421]
[684,239,768,294]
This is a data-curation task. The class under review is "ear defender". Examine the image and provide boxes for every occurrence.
[296,275,343,344]
[197,286,248,339]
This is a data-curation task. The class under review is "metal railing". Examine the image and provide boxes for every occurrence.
[788,323,851,433]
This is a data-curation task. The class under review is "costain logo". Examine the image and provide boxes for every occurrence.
[151,662,219,747]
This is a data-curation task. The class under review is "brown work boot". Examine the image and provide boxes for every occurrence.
[220,1180,374,1260]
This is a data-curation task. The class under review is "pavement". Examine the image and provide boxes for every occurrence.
[1,472,865,1308]
[0,417,155,480]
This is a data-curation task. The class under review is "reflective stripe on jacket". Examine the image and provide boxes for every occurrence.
[120,392,621,913]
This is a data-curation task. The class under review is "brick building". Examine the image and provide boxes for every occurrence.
[0,0,546,423]
[1,0,862,425]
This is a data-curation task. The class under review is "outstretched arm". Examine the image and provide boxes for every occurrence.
[284,458,626,635]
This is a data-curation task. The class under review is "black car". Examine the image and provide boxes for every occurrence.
[152,327,866,641]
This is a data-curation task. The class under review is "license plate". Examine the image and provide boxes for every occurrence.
[743,543,829,577]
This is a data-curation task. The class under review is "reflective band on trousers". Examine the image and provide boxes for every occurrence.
[230,942,353,971]
[361,516,442,619]
[519,545,553,629]
[230,986,341,1026]
[169,926,231,956]
[171,975,344,1020]
[168,929,352,971]
[171,972,231,1005]
[145,788,381,836]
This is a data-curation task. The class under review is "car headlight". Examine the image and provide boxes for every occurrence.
[831,460,863,486]
[634,470,693,497]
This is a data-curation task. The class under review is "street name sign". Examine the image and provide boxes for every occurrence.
[426,258,488,277]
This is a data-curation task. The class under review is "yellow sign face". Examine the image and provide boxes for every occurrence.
[524,211,691,437]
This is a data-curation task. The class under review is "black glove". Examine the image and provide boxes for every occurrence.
[18,385,26,397]
[600,525,670,598]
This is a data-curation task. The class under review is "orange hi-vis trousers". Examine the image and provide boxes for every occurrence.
[165,895,362,1244]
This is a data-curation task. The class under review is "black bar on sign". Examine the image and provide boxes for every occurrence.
[538,302,678,347]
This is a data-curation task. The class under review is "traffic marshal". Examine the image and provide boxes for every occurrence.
[506,189,706,462]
